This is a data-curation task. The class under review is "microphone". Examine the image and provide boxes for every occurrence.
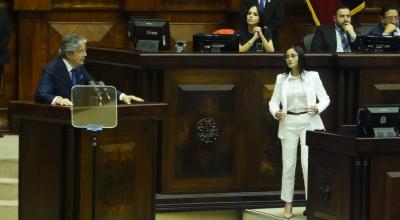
[88,80,103,102]
[98,81,111,101]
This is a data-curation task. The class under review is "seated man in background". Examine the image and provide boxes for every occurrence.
[34,33,144,106]
[369,4,400,36]
[311,5,361,52]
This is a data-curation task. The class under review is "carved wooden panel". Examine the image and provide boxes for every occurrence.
[175,84,235,178]
[162,69,244,193]
[79,120,157,220]
[308,149,352,220]
[96,142,135,220]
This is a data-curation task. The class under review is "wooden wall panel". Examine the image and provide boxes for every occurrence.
[162,69,245,193]
[14,0,52,10]
[18,13,44,101]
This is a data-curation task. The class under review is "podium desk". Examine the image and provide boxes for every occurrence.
[307,130,400,220]
[9,101,166,220]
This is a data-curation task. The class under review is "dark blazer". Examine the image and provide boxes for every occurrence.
[237,26,273,52]
[311,25,361,52]
[34,58,95,104]
[0,10,10,66]
[241,0,284,49]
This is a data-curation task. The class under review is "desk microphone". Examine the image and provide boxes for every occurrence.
[98,81,111,100]
[88,80,103,101]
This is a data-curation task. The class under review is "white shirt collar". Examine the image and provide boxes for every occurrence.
[287,71,302,80]
[62,58,74,72]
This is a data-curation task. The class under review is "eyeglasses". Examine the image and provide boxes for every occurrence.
[384,16,399,21]
[76,48,87,54]
[284,54,298,60]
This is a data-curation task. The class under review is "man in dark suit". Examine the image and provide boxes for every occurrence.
[34,33,144,106]
[369,4,400,36]
[311,5,361,52]
[241,0,284,50]
[0,10,10,82]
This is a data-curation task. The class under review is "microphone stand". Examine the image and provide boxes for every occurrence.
[87,125,102,220]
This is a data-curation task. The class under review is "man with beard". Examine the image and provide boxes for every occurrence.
[311,5,361,52]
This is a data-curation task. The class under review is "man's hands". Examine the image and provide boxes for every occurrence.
[383,23,397,35]
[342,23,357,40]
[54,97,73,106]
[121,94,144,104]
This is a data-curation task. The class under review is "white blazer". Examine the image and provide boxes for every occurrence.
[268,70,330,139]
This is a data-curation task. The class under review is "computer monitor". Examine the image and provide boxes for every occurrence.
[193,33,239,53]
[128,18,171,52]
[356,105,400,137]
[358,35,400,52]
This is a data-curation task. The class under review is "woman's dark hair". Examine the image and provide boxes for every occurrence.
[284,45,306,75]
[241,4,266,31]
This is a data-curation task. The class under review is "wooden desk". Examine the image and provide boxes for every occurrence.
[85,48,400,210]
[307,130,400,220]
[9,101,166,220]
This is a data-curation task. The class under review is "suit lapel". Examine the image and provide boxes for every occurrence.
[56,59,73,88]
[329,26,337,51]
[281,74,288,111]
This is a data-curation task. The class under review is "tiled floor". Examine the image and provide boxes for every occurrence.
[244,207,307,220]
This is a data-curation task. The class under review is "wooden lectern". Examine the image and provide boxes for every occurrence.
[307,129,400,220]
[9,101,166,220]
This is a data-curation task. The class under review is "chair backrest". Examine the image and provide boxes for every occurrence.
[303,33,314,52]
[356,25,375,35]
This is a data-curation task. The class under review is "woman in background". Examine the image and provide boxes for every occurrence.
[268,46,330,218]
[238,5,274,52]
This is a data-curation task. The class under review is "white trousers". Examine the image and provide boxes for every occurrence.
[280,114,311,202]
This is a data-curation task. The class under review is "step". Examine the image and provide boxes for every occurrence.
[0,135,19,159]
[0,178,18,200]
[243,207,306,220]
[156,210,241,220]
[0,159,18,178]
[0,200,18,220]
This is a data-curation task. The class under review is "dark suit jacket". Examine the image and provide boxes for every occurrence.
[368,24,400,36]
[311,25,361,52]
[240,0,284,49]
[0,10,10,66]
[34,58,95,104]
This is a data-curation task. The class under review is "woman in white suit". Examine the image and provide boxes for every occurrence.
[269,46,330,219]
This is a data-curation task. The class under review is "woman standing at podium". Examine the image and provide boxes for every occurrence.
[268,46,330,218]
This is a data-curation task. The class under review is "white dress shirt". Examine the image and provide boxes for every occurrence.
[286,74,308,113]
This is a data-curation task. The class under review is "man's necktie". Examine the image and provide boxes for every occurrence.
[340,31,350,52]
[259,0,265,8]
[71,68,78,86]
